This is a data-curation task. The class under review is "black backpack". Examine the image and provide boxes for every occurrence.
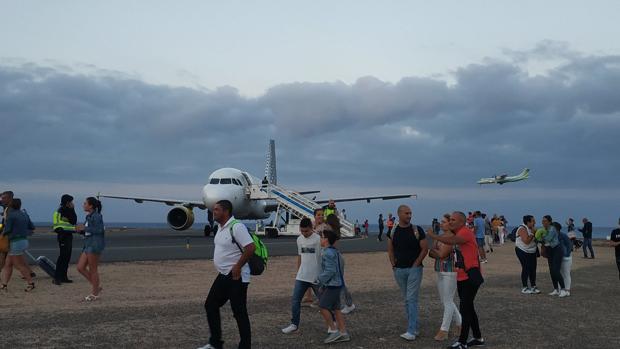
[508,226,519,242]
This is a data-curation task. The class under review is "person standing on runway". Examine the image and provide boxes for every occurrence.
[53,194,77,285]
[377,214,384,241]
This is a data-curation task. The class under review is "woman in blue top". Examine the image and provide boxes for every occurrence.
[541,215,567,297]
[555,222,572,296]
[0,199,35,292]
[76,197,105,301]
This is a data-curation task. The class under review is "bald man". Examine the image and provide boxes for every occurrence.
[387,205,428,341]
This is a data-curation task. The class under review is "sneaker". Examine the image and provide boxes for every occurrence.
[521,287,533,294]
[327,323,338,334]
[400,332,416,341]
[341,304,356,314]
[481,259,488,264]
[324,331,342,344]
[548,289,559,296]
[558,289,569,298]
[467,338,485,347]
[196,345,216,349]
[530,286,541,294]
[281,324,298,334]
[565,290,571,296]
[334,332,351,343]
[447,341,467,349]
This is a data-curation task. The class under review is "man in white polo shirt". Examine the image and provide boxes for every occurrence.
[198,200,255,349]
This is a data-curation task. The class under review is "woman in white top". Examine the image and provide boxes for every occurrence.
[428,213,461,341]
[515,215,540,294]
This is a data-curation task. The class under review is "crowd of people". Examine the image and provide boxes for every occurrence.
[0,191,106,301]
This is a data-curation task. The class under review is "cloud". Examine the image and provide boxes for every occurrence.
[1,40,619,197]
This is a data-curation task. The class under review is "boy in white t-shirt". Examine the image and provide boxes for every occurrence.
[281,217,322,334]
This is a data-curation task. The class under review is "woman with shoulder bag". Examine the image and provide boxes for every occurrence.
[427,211,485,349]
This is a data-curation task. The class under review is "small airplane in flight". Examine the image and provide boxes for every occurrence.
[99,140,415,236]
[477,168,530,185]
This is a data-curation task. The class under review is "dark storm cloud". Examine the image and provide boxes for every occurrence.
[1,41,619,190]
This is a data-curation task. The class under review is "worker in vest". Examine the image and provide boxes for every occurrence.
[323,199,337,218]
[52,194,77,285]
[386,213,395,239]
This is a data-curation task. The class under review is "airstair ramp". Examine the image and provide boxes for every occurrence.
[254,184,355,237]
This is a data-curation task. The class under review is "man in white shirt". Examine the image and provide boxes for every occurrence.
[199,200,255,349]
[282,217,322,334]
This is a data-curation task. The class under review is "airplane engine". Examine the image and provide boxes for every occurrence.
[167,206,195,230]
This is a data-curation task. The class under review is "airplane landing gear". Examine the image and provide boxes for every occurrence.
[204,209,215,237]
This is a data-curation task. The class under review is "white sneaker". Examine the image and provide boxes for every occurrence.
[196,344,216,349]
[341,304,356,314]
[328,322,338,334]
[281,324,298,334]
[558,289,569,298]
[565,290,571,296]
[521,287,532,294]
[400,332,416,341]
[548,289,559,296]
[530,286,541,294]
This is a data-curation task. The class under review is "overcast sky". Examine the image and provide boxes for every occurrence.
[1,1,619,227]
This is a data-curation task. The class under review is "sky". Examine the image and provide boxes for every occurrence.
[1,1,620,227]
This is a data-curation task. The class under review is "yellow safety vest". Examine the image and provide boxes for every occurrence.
[324,207,336,218]
[53,210,76,232]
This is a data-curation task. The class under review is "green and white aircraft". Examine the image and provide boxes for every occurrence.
[477,168,530,185]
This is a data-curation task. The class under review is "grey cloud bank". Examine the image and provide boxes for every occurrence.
[1,43,619,224]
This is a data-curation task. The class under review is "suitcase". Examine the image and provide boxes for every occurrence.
[25,251,57,278]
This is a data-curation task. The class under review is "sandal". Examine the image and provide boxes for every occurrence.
[85,294,99,302]
[24,282,35,292]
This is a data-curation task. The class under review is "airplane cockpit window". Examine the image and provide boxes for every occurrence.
[209,178,220,184]
[220,178,232,185]
[232,179,241,186]
[235,179,244,186]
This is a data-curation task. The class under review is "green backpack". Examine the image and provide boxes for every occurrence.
[230,220,268,275]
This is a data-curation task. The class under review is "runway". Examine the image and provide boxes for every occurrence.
[26,228,387,263]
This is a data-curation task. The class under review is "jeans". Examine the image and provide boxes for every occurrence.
[393,266,423,334]
[290,280,318,326]
[547,245,565,290]
[560,256,572,290]
[437,271,461,331]
[205,273,251,349]
[515,247,537,288]
[582,238,594,258]
[55,233,73,281]
[457,279,482,344]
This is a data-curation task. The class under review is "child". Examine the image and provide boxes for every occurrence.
[317,224,351,344]
[281,217,322,334]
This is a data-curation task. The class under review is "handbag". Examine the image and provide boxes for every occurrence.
[0,234,9,253]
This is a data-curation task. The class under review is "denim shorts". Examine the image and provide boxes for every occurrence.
[83,237,105,254]
[319,286,342,311]
[9,239,29,256]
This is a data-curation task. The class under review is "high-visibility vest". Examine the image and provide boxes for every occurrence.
[53,210,76,232]
[324,207,336,218]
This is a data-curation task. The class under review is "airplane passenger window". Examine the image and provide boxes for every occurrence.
[209,178,219,184]
[220,178,232,184]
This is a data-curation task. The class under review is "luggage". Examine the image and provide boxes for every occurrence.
[25,251,56,278]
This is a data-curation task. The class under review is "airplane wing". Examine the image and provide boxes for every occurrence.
[98,194,206,210]
[315,194,416,204]
[298,190,321,195]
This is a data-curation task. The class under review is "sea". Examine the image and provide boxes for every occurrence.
[36,222,618,240]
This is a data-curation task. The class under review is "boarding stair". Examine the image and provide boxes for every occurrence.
[251,184,355,237]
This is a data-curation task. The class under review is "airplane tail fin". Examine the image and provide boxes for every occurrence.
[521,168,530,178]
[265,139,277,185]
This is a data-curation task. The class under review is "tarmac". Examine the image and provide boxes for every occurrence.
[27,228,386,263]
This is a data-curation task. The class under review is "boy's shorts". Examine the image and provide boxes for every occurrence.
[319,286,342,311]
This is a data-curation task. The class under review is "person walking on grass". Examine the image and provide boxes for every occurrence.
[317,217,351,344]
[282,218,322,334]
[387,205,428,341]
[428,213,461,341]
[0,199,35,293]
[427,212,485,349]
[76,197,105,301]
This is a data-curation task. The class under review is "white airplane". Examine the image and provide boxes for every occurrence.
[477,168,530,185]
[100,140,415,236]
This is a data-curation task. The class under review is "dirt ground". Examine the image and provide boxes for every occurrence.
[1,241,619,349]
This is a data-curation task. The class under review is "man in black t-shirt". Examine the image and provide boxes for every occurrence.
[387,205,428,341]
[609,218,620,280]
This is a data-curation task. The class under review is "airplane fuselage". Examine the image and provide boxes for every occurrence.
[201,167,270,220]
